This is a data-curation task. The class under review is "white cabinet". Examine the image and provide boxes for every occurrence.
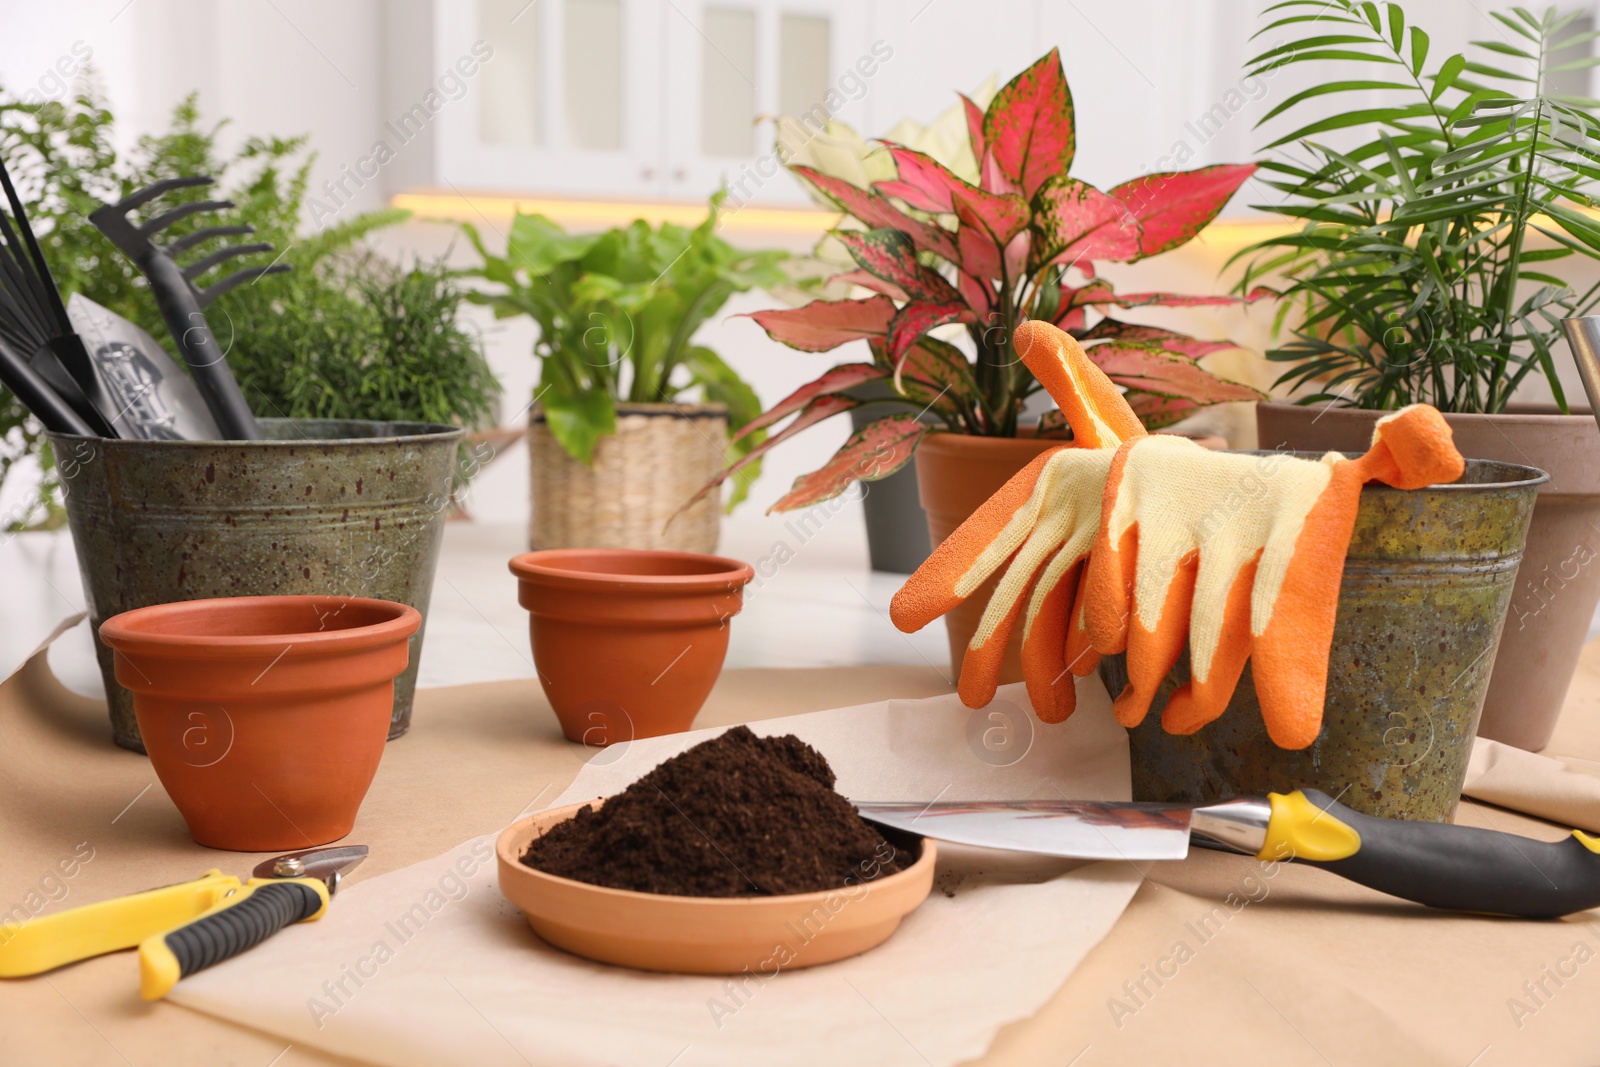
[406,0,864,204]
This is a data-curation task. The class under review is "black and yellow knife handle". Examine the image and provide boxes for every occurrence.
[1260,789,1600,919]
[138,877,328,1000]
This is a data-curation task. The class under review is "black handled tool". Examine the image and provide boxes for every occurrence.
[90,176,288,441]
[857,790,1600,919]
[138,844,366,999]
[0,156,119,437]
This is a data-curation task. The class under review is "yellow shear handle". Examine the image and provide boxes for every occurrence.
[0,871,242,978]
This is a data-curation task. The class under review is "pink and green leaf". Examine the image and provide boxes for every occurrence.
[1032,177,1141,268]
[960,93,988,163]
[887,300,974,366]
[741,295,896,352]
[897,336,974,399]
[733,363,886,442]
[829,269,909,302]
[981,47,1076,197]
[1126,393,1202,430]
[769,416,928,513]
[1110,164,1257,259]
[1089,341,1265,405]
[792,166,960,263]
[1082,319,1238,361]
[684,394,858,512]
[836,229,963,304]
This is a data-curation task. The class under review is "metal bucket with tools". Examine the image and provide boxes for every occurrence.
[1101,455,1547,823]
[49,418,462,751]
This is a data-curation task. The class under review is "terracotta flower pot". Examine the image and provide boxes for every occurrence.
[510,549,754,744]
[98,596,421,852]
[1258,402,1600,751]
[912,429,1225,682]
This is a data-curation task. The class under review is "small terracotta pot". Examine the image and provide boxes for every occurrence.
[509,549,755,744]
[98,596,421,851]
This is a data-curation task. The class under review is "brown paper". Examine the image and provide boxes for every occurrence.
[6,644,1600,1066]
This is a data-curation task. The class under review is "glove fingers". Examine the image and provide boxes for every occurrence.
[1112,550,1199,728]
[1358,404,1465,490]
[1021,554,1084,724]
[1011,320,1146,449]
[1162,552,1260,735]
[891,447,1062,634]
[1252,465,1364,749]
[1083,440,1141,653]
[1063,563,1100,679]
[957,573,1033,710]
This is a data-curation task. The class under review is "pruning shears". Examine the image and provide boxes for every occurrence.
[0,845,365,999]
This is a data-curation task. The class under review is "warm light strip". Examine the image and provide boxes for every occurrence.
[394,190,1600,242]
[392,191,841,233]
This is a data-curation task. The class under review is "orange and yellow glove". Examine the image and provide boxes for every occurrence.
[1084,404,1464,749]
[890,321,1143,722]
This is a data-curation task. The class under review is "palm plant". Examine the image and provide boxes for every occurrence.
[1236,0,1600,412]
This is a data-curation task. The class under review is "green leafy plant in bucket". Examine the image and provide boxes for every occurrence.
[460,194,787,507]
[0,83,499,528]
[1235,1,1600,412]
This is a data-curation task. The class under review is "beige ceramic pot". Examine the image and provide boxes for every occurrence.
[496,803,935,973]
[1257,402,1599,751]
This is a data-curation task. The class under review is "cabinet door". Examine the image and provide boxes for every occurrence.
[435,0,665,197]
[662,0,869,206]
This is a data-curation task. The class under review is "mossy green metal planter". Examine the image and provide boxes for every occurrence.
[1102,456,1546,823]
[49,419,462,752]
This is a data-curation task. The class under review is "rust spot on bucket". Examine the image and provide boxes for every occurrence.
[204,463,215,484]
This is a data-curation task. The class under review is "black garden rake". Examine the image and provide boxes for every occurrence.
[91,175,290,440]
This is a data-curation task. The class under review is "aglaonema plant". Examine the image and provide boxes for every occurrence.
[691,47,1268,514]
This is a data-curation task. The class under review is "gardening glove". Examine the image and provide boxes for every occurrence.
[1084,403,1465,750]
[890,320,1145,723]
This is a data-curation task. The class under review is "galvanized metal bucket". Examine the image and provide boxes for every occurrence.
[48,419,463,751]
[1101,456,1547,823]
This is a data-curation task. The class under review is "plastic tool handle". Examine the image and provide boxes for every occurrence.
[138,877,328,1000]
[141,253,262,440]
[1266,789,1600,919]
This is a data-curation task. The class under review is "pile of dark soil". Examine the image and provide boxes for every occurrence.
[522,726,910,896]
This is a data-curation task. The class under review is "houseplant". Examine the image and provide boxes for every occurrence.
[462,195,787,553]
[699,48,1265,674]
[0,85,499,527]
[5,85,486,745]
[1236,0,1600,749]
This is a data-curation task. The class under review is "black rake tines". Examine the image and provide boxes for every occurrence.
[0,155,118,436]
[90,176,290,440]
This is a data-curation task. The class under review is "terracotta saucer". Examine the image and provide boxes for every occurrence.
[495,801,936,974]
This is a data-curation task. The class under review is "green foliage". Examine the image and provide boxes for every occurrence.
[462,193,786,507]
[1236,1,1600,412]
[227,251,499,430]
[0,80,497,529]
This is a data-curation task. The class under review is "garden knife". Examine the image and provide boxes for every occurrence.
[0,845,365,999]
[855,792,1600,919]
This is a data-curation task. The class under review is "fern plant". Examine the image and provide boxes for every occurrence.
[1235,1,1600,412]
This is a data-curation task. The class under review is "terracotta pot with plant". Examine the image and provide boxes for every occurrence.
[464,195,787,553]
[695,48,1265,678]
[1236,0,1600,750]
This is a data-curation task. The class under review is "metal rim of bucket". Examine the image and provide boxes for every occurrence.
[1240,451,1549,493]
[47,418,465,448]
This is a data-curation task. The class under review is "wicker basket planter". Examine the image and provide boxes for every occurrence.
[528,402,727,553]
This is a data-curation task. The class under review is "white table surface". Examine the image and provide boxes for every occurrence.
[1,503,953,700]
